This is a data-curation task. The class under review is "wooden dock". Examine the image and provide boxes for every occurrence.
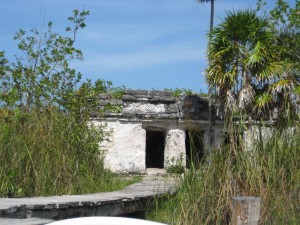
[0,176,178,225]
[0,217,55,225]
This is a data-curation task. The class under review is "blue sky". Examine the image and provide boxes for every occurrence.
[0,0,294,92]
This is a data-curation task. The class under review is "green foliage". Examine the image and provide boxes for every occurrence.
[0,110,135,197]
[258,0,300,121]
[173,88,193,97]
[268,0,300,74]
[166,154,185,174]
[61,79,113,123]
[207,3,300,122]
[256,0,267,12]
[0,10,132,197]
[109,85,126,99]
[147,124,300,224]
[0,10,89,110]
[148,3,300,224]
[207,9,283,120]
[163,88,198,97]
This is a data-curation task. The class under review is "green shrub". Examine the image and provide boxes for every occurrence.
[147,124,300,224]
[0,110,134,197]
[166,154,185,174]
[0,10,137,197]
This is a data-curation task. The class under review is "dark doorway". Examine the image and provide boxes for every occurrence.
[146,131,165,168]
[185,130,204,168]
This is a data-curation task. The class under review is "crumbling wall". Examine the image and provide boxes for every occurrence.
[92,120,146,173]
[97,90,209,120]
[93,90,212,173]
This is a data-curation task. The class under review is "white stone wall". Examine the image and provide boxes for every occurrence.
[94,120,146,173]
[94,120,214,173]
[123,103,166,114]
[164,129,186,168]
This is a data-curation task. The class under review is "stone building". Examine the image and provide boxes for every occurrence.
[91,90,224,173]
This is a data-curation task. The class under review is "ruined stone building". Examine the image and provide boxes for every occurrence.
[92,90,225,173]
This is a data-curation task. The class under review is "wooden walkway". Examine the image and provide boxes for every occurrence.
[0,176,178,225]
[0,218,54,225]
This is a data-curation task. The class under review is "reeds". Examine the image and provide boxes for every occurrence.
[147,122,300,224]
[0,110,135,197]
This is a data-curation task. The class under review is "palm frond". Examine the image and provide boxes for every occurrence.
[270,79,295,94]
[255,61,284,82]
[255,93,273,109]
[294,85,300,94]
[206,9,297,119]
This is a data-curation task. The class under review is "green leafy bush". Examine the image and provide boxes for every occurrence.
[0,10,134,197]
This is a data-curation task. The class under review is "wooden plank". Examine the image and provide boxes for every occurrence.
[0,217,54,225]
[0,176,178,222]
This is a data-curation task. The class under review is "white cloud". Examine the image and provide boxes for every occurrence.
[80,27,167,44]
[74,41,206,72]
[79,9,206,44]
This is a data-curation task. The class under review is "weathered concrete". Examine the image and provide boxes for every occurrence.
[0,177,177,224]
[165,129,186,168]
[96,121,146,173]
[93,90,223,173]
[96,90,209,121]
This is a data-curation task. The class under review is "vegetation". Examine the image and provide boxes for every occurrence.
[198,0,215,152]
[147,1,300,224]
[0,10,135,197]
[0,110,138,197]
[206,2,299,122]
[147,124,300,224]
[165,153,185,174]
[163,88,208,98]
[197,0,214,30]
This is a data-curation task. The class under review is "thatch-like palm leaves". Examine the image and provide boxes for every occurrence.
[206,10,291,120]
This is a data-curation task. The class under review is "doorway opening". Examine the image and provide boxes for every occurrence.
[185,130,204,168]
[146,131,165,168]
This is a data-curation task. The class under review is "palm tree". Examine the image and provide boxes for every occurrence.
[198,0,214,31]
[198,0,215,147]
[206,10,286,120]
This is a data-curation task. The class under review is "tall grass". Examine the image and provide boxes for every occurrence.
[147,122,300,224]
[0,110,136,197]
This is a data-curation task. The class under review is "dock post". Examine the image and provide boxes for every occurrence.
[231,196,261,225]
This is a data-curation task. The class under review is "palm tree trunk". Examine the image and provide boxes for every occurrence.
[210,0,214,31]
[208,0,214,147]
[197,0,215,147]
